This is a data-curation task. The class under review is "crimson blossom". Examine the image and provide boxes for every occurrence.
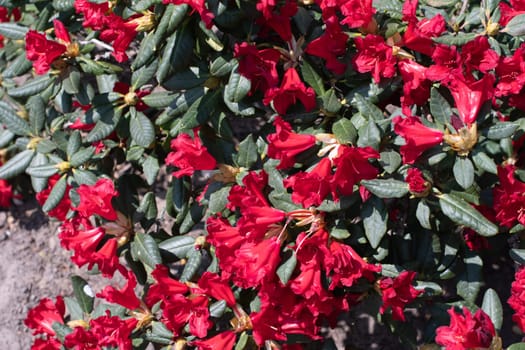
[509,266,525,332]
[492,164,525,228]
[74,178,119,221]
[393,115,443,164]
[435,307,495,350]
[379,270,422,321]
[166,130,217,178]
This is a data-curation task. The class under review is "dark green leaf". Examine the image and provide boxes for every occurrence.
[503,13,525,36]
[136,192,158,221]
[63,68,81,94]
[42,175,67,213]
[379,151,402,174]
[141,91,177,108]
[180,248,202,282]
[0,129,14,148]
[144,321,174,345]
[130,112,155,147]
[322,89,342,114]
[52,0,74,11]
[456,251,483,303]
[86,110,121,142]
[333,118,357,144]
[225,66,251,103]
[210,56,234,77]
[352,94,383,121]
[159,235,195,259]
[301,59,325,95]
[472,150,497,174]
[131,31,156,70]
[357,119,381,150]
[484,122,519,140]
[453,157,474,189]
[210,300,227,318]
[430,88,452,125]
[2,54,32,79]
[0,149,34,179]
[29,153,48,192]
[0,23,27,39]
[26,164,59,178]
[132,233,162,269]
[208,185,230,214]
[510,249,525,264]
[132,59,158,90]
[438,193,498,236]
[362,196,388,249]
[433,33,478,45]
[72,169,97,185]
[66,131,81,157]
[198,20,224,51]
[69,147,95,168]
[27,96,46,135]
[0,101,31,136]
[361,179,409,198]
[8,75,54,98]
[276,251,297,285]
[482,288,503,331]
[372,0,403,18]
[416,200,432,229]
[143,156,159,185]
[235,135,258,168]
[71,276,94,314]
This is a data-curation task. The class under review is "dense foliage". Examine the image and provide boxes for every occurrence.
[0,0,525,348]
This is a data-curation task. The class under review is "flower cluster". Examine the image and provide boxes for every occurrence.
[0,0,522,348]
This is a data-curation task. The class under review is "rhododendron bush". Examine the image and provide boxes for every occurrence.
[2,0,525,348]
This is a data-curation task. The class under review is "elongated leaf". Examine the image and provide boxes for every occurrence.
[416,200,432,229]
[66,131,81,157]
[2,54,32,79]
[430,88,452,125]
[484,122,519,140]
[301,59,325,95]
[131,31,156,70]
[132,233,162,269]
[508,344,525,350]
[0,101,30,136]
[130,112,155,147]
[225,67,251,103]
[510,249,525,264]
[26,164,59,178]
[52,0,74,11]
[143,155,159,185]
[456,251,483,303]
[180,248,202,282]
[373,0,403,18]
[0,23,27,39]
[433,33,477,45]
[27,96,46,135]
[482,288,503,331]
[503,13,525,36]
[472,150,497,174]
[333,118,356,144]
[357,119,381,150]
[8,75,54,98]
[210,300,227,318]
[144,322,174,345]
[70,147,95,167]
[210,56,234,77]
[235,135,258,168]
[361,179,408,198]
[438,193,498,236]
[453,157,474,189]
[159,235,195,259]
[141,92,177,108]
[86,110,121,142]
[353,94,383,121]
[71,276,94,314]
[0,149,34,179]
[42,175,67,212]
[362,196,388,249]
[132,59,158,90]
[276,251,297,285]
[29,153,48,192]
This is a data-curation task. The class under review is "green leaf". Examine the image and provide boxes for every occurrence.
[132,59,158,90]
[352,94,383,121]
[472,150,497,174]
[131,31,157,70]
[69,147,95,168]
[26,164,59,178]
[159,235,195,259]
[361,179,408,198]
[0,129,14,148]
[71,276,94,314]
[198,20,224,51]
[144,321,174,345]
[438,193,498,236]
[453,157,474,189]
[372,0,403,18]
[235,135,258,168]
[362,196,388,249]
[143,156,159,186]
[0,101,31,136]
[180,248,202,282]
[357,119,381,150]
[429,88,452,125]
[208,185,230,214]
[52,0,74,11]
[29,153,49,192]
[322,89,342,114]
[86,110,121,142]
[42,175,67,213]
[140,91,177,108]
[210,56,234,77]
[508,343,525,350]
[301,59,325,95]
[8,75,54,98]
[136,192,158,221]
[503,13,525,36]
[276,251,297,285]
[132,233,162,269]
[156,30,178,83]
[0,149,34,179]
[456,251,483,303]
[0,23,27,39]
[433,33,478,45]
[379,151,402,174]
[169,21,195,73]
[64,297,83,321]
[416,200,432,229]
[130,112,155,147]
[484,122,519,140]
[2,54,32,79]
[27,96,46,135]
[333,118,356,144]
[72,169,97,185]
[510,249,525,264]
[210,300,227,318]
[481,288,503,331]
[225,66,251,103]
[63,68,81,94]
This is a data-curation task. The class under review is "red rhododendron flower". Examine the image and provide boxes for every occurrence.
[353,34,396,83]
[426,44,462,82]
[58,218,105,255]
[435,307,495,350]
[162,294,212,338]
[379,270,422,321]
[234,42,281,94]
[0,7,20,47]
[509,266,525,332]
[405,168,429,195]
[305,15,348,74]
[97,269,141,310]
[71,237,121,277]
[495,44,525,97]
[499,1,525,26]
[25,28,66,75]
[393,115,443,164]
[463,228,489,251]
[284,157,333,207]
[448,74,495,126]
[163,0,214,28]
[339,0,376,28]
[266,116,316,169]
[197,272,236,307]
[90,312,137,350]
[0,176,13,208]
[99,16,139,63]
[461,36,499,75]
[190,330,237,350]
[74,0,111,30]
[402,0,445,56]
[146,264,189,307]
[256,0,297,41]
[75,178,118,221]
[64,326,100,350]
[31,338,61,350]
[166,131,217,177]
[25,297,65,336]
[398,59,431,113]
[331,145,380,198]
[263,68,316,114]
[36,174,71,221]
[493,164,525,227]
